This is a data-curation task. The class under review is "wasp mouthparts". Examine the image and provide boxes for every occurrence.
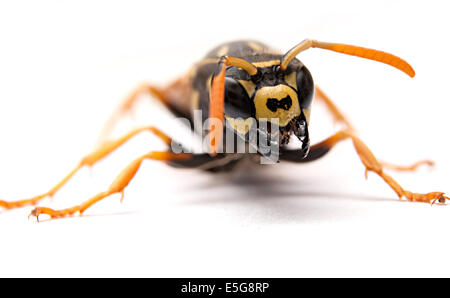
[292,115,310,158]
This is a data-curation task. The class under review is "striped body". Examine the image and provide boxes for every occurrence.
[163,40,314,170]
[165,40,311,131]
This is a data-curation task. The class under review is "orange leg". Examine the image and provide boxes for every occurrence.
[0,126,172,210]
[314,130,448,204]
[379,160,434,172]
[97,83,166,143]
[315,85,433,173]
[315,85,356,131]
[29,151,191,221]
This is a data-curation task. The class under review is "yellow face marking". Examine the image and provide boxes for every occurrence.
[238,80,256,98]
[252,60,280,68]
[284,71,297,90]
[216,45,229,57]
[225,115,254,135]
[253,85,300,127]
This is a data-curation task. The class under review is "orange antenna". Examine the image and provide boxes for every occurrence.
[208,56,258,155]
[280,39,415,78]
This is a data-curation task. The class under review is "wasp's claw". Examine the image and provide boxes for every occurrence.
[402,191,448,205]
[29,208,40,222]
[431,193,449,205]
[28,207,58,222]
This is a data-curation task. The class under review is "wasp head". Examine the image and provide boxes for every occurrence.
[222,58,314,158]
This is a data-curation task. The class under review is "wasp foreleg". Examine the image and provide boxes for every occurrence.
[29,151,191,221]
[28,151,233,221]
[315,85,356,131]
[282,130,448,204]
[314,85,434,173]
[0,126,172,210]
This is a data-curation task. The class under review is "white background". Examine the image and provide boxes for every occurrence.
[0,0,449,277]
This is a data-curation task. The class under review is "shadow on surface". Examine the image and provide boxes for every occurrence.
[175,162,409,223]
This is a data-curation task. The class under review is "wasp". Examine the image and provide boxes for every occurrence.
[0,39,447,221]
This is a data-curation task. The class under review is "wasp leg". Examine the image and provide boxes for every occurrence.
[315,86,355,131]
[97,83,166,144]
[0,126,172,210]
[282,130,448,204]
[29,152,232,221]
[378,160,434,172]
[98,75,192,144]
[314,85,433,173]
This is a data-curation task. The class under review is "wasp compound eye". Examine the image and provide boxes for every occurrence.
[224,77,253,118]
[296,66,314,109]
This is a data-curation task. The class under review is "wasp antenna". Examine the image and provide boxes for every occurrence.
[281,39,415,78]
[208,56,258,155]
[223,56,258,76]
